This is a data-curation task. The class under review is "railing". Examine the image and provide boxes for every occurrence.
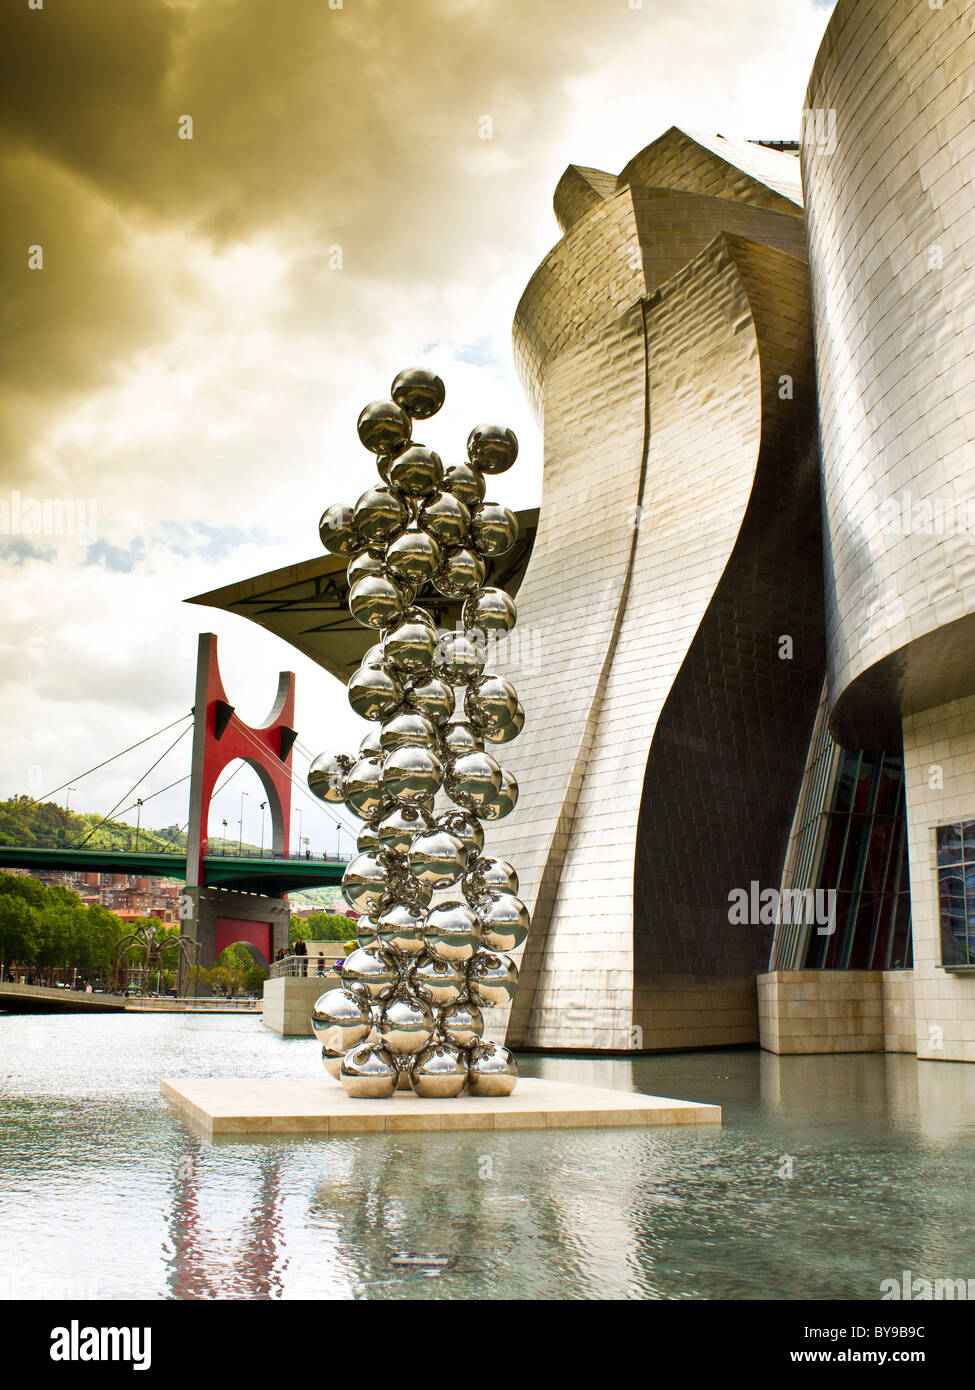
[269,954,344,980]
[204,846,354,862]
[154,996,262,1009]
[0,842,354,862]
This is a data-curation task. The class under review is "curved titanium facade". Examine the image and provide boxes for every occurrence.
[802,0,975,748]
[487,129,826,1051]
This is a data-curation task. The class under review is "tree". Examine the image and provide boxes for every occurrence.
[0,894,36,977]
[242,964,268,996]
[184,964,210,997]
[300,911,357,942]
[208,966,232,997]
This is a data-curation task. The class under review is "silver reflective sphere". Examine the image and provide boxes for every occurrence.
[476,892,530,953]
[386,445,444,500]
[424,900,481,963]
[439,719,485,758]
[341,852,388,914]
[310,988,371,1052]
[436,809,485,859]
[442,461,486,509]
[438,1000,484,1046]
[410,1041,468,1098]
[463,855,520,902]
[353,485,409,547]
[376,802,434,856]
[483,701,525,745]
[380,711,437,753]
[375,902,426,956]
[479,764,519,821]
[434,547,487,599]
[308,751,353,804]
[408,830,466,889]
[355,915,380,950]
[343,756,388,820]
[341,947,399,1001]
[412,953,468,1006]
[462,586,518,634]
[467,424,518,475]
[385,528,442,586]
[403,675,454,726]
[432,630,486,686]
[357,400,412,456]
[445,750,503,813]
[347,550,386,587]
[322,1048,343,1081]
[419,491,471,548]
[466,1041,518,1096]
[376,874,434,914]
[340,1042,399,1098]
[358,725,383,758]
[356,821,381,854]
[467,950,519,1006]
[384,617,437,673]
[471,502,518,556]
[465,673,518,732]
[347,666,403,722]
[319,503,359,556]
[349,574,405,630]
[377,990,434,1056]
[361,642,386,669]
[390,367,445,421]
[382,745,443,804]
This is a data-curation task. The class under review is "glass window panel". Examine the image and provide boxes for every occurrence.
[874,756,902,818]
[963,822,975,861]
[862,819,892,897]
[939,868,964,898]
[851,754,879,815]
[941,912,969,968]
[832,752,861,815]
[890,891,912,969]
[937,823,963,866]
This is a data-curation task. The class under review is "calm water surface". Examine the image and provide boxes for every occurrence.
[1,1012,973,1300]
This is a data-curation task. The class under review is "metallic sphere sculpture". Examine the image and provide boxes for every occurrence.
[309,367,525,1098]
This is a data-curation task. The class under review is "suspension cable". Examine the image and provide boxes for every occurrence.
[12,714,194,814]
[72,724,194,849]
[227,719,351,838]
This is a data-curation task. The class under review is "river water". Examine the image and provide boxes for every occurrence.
[1,1012,973,1300]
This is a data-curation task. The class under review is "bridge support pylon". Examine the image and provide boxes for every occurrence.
[180,635,297,991]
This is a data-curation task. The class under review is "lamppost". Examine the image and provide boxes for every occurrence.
[222,818,228,854]
[295,807,303,859]
[135,798,144,850]
[336,822,344,860]
[65,786,77,814]
[238,790,248,856]
[259,800,267,857]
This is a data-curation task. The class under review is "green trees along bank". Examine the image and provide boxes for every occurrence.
[0,874,270,995]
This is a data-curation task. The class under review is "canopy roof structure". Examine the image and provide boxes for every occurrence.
[186,508,539,683]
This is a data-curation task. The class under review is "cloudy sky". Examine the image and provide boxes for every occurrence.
[0,0,836,852]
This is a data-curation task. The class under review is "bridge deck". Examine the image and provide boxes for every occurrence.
[0,846,346,894]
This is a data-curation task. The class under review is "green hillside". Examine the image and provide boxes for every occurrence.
[0,796,266,857]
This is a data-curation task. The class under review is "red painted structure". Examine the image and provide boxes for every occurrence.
[185,633,296,889]
[215,916,273,965]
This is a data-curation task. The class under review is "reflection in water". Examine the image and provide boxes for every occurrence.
[1,1014,974,1300]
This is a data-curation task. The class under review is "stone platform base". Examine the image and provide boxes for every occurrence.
[161,1075,721,1137]
[261,975,340,1035]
